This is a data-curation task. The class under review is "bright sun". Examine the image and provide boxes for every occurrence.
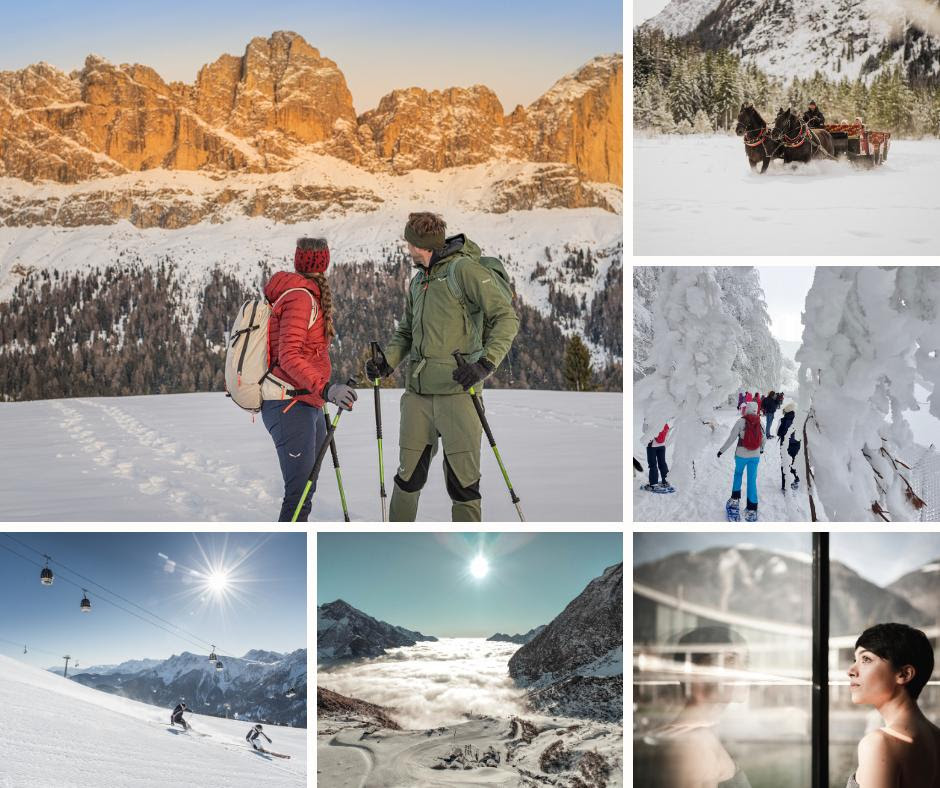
[470,555,489,579]
[206,570,229,593]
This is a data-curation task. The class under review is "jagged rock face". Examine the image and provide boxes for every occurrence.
[509,563,623,683]
[195,32,357,145]
[0,34,622,190]
[358,85,506,173]
[514,55,624,187]
[317,599,438,662]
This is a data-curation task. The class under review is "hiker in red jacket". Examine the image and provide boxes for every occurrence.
[261,238,358,521]
[644,423,672,490]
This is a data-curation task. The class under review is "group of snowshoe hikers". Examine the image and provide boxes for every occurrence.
[226,212,520,522]
[170,703,275,754]
[638,389,803,522]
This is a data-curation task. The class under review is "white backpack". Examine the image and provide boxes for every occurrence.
[225,288,317,413]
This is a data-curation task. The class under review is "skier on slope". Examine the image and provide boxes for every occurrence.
[717,400,765,521]
[170,701,189,730]
[247,723,272,752]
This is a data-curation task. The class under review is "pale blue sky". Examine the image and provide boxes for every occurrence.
[756,266,816,342]
[318,532,622,638]
[0,533,306,670]
[634,532,940,587]
[0,0,622,112]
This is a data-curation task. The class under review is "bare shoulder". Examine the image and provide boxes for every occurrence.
[858,729,900,763]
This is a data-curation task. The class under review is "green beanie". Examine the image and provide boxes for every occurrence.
[404,223,445,251]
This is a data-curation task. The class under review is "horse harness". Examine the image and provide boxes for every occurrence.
[743,125,768,147]
[781,117,834,159]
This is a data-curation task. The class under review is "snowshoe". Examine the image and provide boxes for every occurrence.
[790,479,800,491]
[744,508,759,522]
[725,498,740,522]
[641,483,675,494]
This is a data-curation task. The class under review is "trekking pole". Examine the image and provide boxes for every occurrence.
[290,378,357,523]
[325,409,350,522]
[370,342,388,522]
[452,351,525,522]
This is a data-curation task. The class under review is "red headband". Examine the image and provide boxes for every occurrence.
[294,247,330,273]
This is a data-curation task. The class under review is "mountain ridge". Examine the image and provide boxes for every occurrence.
[0,31,622,188]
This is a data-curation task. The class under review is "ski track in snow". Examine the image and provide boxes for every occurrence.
[634,135,940,255]
[634,406,812,523]
[0,389,622,522]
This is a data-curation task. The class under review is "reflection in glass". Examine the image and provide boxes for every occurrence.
[634,537,812,788]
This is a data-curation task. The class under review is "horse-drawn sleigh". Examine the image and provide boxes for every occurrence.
[735,103,891,173]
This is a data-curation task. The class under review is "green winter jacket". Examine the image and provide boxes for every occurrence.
[384,234,520,396]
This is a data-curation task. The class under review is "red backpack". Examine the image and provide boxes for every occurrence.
[741,414,763,450]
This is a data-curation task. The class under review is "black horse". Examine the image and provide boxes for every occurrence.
[735,103,781,174]
[771,107,834,165]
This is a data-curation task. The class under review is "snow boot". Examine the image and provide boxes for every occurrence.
[653,482,676,493]
[725,497,740,522]
[744,502,759,522]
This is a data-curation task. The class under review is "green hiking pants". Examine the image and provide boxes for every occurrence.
[389,390,483,522]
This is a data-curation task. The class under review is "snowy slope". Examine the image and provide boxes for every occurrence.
[634,403,812,522]
[634,135,940,256]
[640,0,722,36]
[0,655,305,788]
[0,389,622,521]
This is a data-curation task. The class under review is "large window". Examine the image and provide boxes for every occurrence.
[828,533,940,788]
[634,533,812,788]
[634,533,940,788]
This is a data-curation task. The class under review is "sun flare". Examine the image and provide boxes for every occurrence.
[470,555,489,579]
[206,570,230,594]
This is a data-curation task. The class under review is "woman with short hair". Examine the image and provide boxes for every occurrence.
[847,623,940,787]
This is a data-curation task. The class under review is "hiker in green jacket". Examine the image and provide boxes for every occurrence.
[366,212,520,522]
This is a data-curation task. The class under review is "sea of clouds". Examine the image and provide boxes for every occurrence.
[318,638,527,729]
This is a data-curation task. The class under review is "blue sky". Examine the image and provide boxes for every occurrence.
[756,266,816,343]
[634,532,940,587]
[318,532,622,637]
[0,0,622,112]
[0,533,306,670]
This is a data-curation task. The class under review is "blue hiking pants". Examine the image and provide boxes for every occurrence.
[262,400,327,522]
[732,455,760,505]
[765,412,775,437]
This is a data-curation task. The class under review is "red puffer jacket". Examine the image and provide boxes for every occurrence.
[263,271,331,408]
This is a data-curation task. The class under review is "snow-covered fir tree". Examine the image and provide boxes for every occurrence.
[634,267,742,486]
[797,267,940,522]
[634,29,940,137]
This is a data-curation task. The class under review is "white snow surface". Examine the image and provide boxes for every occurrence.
[641,0,722,36]
[634,403,812,522]
[0,389,622,521]
[0,655,306,788]
[634,135,940,256]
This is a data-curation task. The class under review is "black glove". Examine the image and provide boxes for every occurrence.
[365,345,393,380]
[323,382,358,411]
[452,358,495,390]
[717,451,722,458]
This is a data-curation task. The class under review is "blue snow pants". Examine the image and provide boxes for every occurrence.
[262,400,327,522]
[732,455,760,505]
[765,412,775,437]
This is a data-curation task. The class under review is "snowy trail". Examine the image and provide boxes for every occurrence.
[634,135,940,255]
[0,655,305,788]
[634,406,811,523]
[0,389,622,522]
